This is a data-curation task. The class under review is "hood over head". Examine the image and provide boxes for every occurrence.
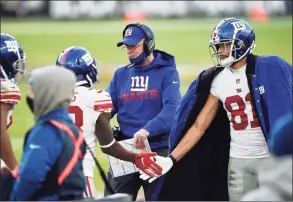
[29,65,76,121]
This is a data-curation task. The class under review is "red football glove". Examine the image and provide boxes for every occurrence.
[134,152,162,178]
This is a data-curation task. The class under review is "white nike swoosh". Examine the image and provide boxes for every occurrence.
[141,158,145,168]
[29,144,41,149]
[173,81,179,84]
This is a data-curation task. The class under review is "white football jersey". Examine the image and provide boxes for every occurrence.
[68,86,112,177]
[0,78,21,169]
[210,65,270,159]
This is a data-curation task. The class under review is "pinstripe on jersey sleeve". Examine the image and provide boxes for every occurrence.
[93,90,113,113]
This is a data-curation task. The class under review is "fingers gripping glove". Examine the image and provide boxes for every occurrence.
[139,155,174,183]
[134,152,163,178]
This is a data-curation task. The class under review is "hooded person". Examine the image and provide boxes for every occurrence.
[9,66,87,201]
[105,22,181,200]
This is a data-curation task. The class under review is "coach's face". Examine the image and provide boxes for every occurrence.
[125,39,144,59]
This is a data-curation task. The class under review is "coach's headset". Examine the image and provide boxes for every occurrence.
[122,23,155,56]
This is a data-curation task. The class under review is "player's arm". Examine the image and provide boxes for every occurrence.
[93,91,162,177]
[92,90,137,162]
[95,112,162,177]
[95,112,137,163]
[171,93,219,162]
[0,103,18,170]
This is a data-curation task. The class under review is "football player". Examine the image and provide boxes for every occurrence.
[139,18,292,201]
[56,46,162,198]
[0,33,26,173]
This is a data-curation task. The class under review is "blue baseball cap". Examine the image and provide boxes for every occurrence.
[117,25,155,47]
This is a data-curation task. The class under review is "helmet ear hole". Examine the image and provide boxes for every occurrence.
[77,58,81,66]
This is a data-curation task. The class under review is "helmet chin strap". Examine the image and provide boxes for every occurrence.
[86,74,93,87]
[75,74,93,87]
[220,55,235,68]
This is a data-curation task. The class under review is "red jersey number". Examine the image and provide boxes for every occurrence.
[224,92,260,131]
[68,105,83,130]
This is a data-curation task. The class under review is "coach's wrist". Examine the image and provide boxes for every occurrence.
[139,128,150,137]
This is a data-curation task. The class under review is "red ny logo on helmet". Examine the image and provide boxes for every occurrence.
[212,29,219,42]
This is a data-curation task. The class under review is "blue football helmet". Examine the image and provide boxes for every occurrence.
[0,33,26,84]
[56,46,99,87]
[209,18,256,68]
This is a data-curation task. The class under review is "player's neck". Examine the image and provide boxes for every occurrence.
[231,57,247,70]
[141,54,154,67]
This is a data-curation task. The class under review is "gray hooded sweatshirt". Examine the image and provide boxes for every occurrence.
[29,66,76,121]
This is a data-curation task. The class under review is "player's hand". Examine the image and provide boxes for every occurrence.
[139,155,173,183]
[133,129,149,149]
[134,152,162,178]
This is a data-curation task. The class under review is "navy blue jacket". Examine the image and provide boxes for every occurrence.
[151,54,292,201]
[107,50,181,149]
[10,109,86,201]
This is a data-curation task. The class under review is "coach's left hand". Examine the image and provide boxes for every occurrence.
[133,129,149,149]
[139,155,174,183]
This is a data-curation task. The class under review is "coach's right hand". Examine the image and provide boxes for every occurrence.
[134,152,162,178]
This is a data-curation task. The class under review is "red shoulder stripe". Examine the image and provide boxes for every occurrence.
[94,103,112,111]
[0,94,21,102]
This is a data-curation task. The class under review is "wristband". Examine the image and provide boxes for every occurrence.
[100,139,115,148]
[168,154,177,165]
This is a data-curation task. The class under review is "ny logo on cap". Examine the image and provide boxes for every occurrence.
[125,28,132,36]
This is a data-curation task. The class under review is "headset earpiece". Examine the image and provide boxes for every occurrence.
[145,39,155,55]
